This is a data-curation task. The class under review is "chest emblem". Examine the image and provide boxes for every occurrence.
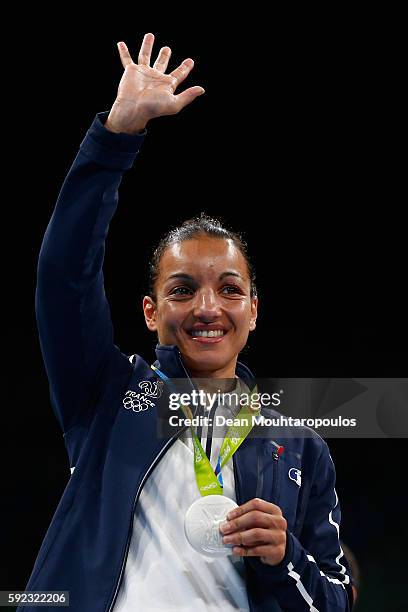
[123,380,164,413]
[288,467,302,487]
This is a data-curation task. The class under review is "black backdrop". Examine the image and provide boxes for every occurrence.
[1,12,406,612]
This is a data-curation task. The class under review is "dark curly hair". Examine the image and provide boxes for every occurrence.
[148,213,257,301]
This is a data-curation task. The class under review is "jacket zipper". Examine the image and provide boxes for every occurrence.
[232,454,241,504]
[107,349,192,611]
[271,450,280,503]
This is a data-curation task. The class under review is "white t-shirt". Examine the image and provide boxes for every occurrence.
[113,384,250,611]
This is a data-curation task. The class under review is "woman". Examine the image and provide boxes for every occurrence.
[21,33,354,611]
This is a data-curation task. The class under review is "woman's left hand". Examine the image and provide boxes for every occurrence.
[219,497,287,566]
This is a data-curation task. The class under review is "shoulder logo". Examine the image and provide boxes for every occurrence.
[123,380,164,413]
[288,468,302,487]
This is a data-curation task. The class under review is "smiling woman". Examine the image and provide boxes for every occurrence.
[20,32,355,612]
[143,216,258,378]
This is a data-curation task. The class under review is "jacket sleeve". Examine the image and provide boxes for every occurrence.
[35,111,146,434]
[248,441,354,611]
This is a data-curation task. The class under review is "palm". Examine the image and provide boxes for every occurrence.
[117,64,181,117]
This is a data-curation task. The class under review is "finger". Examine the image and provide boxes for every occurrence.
[117,41,134,68]
[173,86,205,112]
[232,544,286,560]
[220,510,286,535]
[138,32,155,66]
[223,527,283,548]
[169,58,195,88]
[153,46,172,72]
[227,497,282,521]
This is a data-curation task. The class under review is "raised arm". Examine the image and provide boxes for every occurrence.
[36,33,205,435]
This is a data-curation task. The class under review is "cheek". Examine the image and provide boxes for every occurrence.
[157,302,187,333]
[231,301,253,323]
[227,302,254,339]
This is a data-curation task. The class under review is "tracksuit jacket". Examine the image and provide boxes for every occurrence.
[19,112,354,611]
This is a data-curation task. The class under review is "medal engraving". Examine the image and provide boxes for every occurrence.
[184,496,238,557]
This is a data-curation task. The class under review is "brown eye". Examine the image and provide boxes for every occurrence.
[171,286,194,296]
[221,285,241,295]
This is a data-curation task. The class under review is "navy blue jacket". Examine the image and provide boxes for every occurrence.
[20,112,354,611]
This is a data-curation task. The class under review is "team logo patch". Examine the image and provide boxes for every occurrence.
[288,468,302,487]
[123,380,164,413]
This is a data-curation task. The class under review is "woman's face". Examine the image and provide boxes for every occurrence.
[143,236,258,378]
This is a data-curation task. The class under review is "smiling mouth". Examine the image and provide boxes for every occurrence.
[189,330,225,338]
[186,329,228,343]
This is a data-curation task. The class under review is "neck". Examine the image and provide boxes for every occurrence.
[188,359,236,379]
[187,364,238,394]
[192,377,238,395]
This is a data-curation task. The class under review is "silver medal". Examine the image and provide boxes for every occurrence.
[184,495,238,557]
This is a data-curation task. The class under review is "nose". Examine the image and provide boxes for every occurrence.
[192,287,222,321]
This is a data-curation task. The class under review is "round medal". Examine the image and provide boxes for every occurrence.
[184,496,238,557]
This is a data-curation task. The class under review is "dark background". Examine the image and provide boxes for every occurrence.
[2,10,406,611]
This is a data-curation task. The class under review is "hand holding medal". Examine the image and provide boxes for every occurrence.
[219,497,288,566]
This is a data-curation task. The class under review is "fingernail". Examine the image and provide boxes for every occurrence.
[223,535,233,544]
[219,521,230,534]
[227,510,236,520]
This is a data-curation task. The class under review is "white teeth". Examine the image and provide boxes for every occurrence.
[190,330,225,338]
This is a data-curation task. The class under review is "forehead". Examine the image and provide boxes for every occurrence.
[158,236,249,279]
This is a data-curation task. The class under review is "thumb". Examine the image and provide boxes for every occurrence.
[174,86,205,112]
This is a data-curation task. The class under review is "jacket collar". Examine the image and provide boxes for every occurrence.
[153,344,256,388]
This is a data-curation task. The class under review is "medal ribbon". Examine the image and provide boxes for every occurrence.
[151,365,260,496]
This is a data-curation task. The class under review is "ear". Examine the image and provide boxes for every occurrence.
[143,296,158,332]
[249,296,258,332]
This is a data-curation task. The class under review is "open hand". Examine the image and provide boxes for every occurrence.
[105,33,205,134]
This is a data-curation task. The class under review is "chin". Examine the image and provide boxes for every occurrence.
[182,351,235,376]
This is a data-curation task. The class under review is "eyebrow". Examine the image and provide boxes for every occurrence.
[166,271,244,282]
[219,271,243,281]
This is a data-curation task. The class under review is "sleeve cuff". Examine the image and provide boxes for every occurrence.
[79,111,147,170]
[246,531,300,583]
